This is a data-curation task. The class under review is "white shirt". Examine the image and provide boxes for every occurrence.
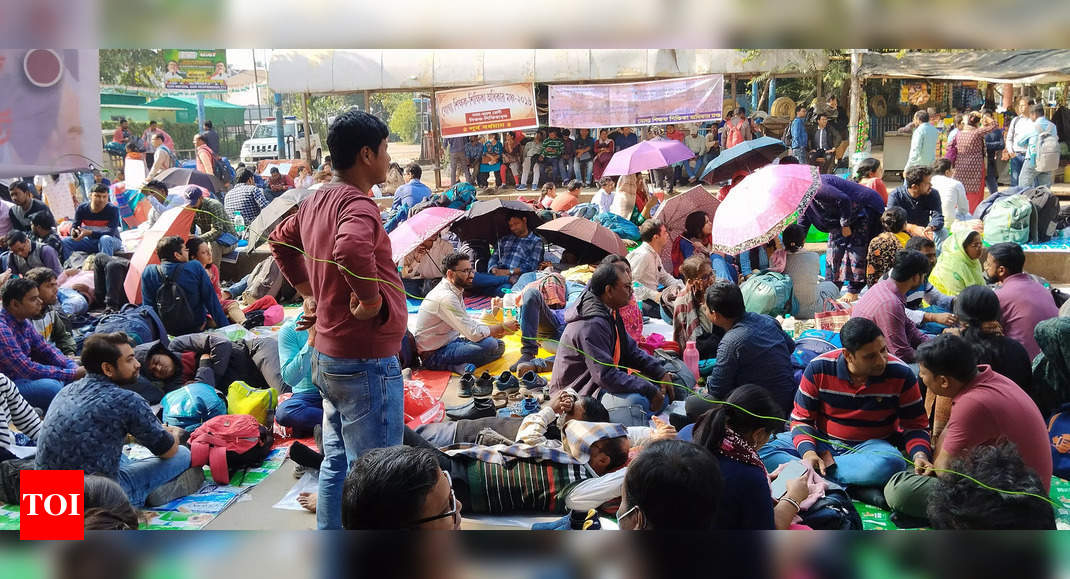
[930,174,969,227]
[592,188,615,214]
[626,242,682,302]
[414,278,491,352]
[1005,115,1034,155]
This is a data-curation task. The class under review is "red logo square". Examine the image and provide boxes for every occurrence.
[20,470,84,540]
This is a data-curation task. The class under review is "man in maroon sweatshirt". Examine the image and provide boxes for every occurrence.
[270,110,407,530]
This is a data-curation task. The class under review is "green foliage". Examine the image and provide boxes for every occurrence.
[388,99,421,143]
[100,49,167,88]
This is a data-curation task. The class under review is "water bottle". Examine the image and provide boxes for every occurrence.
[683,341,700,382]
[502,288,517,320]
[781,314,795,339]
[233,211,246,238]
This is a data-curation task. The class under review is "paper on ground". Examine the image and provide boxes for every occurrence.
[273,470,319,511]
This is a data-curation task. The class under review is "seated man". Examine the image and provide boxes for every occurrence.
[685,281,796,417]
[887,165,944,243]
[7,180,53,234]
[224,168,271,227]
[986,242,1059,359]
[276,312,323,437]
[759,317,932,489]
[141,236,229,336]
[342,445,462,530]
[266,167,295,197]
[548,261,673,427]
[26,268,75,357]
[0,278,85,409]
[851,249,931,363]
[510,269,586,374]
[470,213,548,297]
[1,230,61,276]
[35,332,199,508]
[400,236,453,299]
[415,253,515,375]
[884,334,1052,522]
[619,439,723,531]
[895,237,956,334]
[30,211,64,258]
[185,186,237,266]
[61,184,123,258]
[391,162,432,213]
[141,179,186,227]
[627,221,683,319]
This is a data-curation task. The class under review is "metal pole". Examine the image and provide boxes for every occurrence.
[848,49,862,161]
[768,77,777,112]
[751,79,759,113]
[196,93,206,131]
[274,93,286,159]
[302,92,313,165]
[252,49,262,123]
[429,90,443,189]
[728,75,736,108]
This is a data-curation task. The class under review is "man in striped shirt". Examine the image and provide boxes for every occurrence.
[759,317,932,488]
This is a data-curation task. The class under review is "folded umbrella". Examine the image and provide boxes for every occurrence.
[709,164,821,254]
[452,199,543,242]
[536,216,627,265]
[156,167,220,196]
[246,188,315,250]
[601,138,695,177]
[123,205,197,304]
[389,207,466,265]
[701,136,787,184]
[653,185,721,272]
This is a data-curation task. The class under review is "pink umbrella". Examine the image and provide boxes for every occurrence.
[123,205,196,304]
[601,137,695,177]
[389,207,466,265]
[653,185,721,272]
[709,164,821,254]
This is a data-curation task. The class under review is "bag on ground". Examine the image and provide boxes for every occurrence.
[814,299,852,332]
[740,271,794,316]
[226,380,278,425]
[189,414,273,485]
[1048,404,1070,480]
[162,382,228,431]
[983,195,1032,245]
[1023,186,1060,243]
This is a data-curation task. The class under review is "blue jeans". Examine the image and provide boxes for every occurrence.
[1018,162,1053,188]
[685,157,704,179]
[117,445,192,507]
[225,275,250,298]
[759,431,906,488]
[61,235,121,260]
[312,352,404,530]
[275,391,324,435]
[599,391,652,427]
[471,272,511,297]
[14,378,65,410]
[1009,154,1025,187]
[519,288,565,357]
[422,337,504,373]
[573,158,594,184]
[414,422,459,448]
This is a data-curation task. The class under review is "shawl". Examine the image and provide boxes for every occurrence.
[929,231,985,297]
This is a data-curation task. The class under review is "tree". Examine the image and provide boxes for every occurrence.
[388,98,421,143]
[99,49,166,88]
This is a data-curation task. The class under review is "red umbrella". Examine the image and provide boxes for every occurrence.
[536,216,627,264]
[652,185,721,272]
[123,205,196,304]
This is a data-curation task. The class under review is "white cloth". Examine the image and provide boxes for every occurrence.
[626,242,682,303]
[930,174,969,227]
[414,278,490,352]
[1005,115,1034,155]
[592,188,615,214]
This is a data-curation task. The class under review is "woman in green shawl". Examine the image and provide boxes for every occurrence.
[929,230,985,296]
[1030,317,1070,418]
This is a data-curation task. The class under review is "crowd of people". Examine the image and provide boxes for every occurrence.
[0,92,1066,533]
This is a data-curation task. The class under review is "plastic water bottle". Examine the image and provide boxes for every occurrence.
[233,211,246,238]
[781,314,795,339]
[502,288,517,319]
[683,341,700,381]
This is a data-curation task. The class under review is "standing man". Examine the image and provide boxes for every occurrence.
[146,133,174,181]
[1003,97,1034,187]
[904,110,940,171]
[271,110,407,530]
[788,105,809,161]
[447,136,468,186]
[1017,103,1059,188]
[194,134,215,176]
[141,120,161,169]
[201,120,221,155]
[62,184,122,258]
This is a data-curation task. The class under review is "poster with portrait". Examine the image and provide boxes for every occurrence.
[161,49,228,92]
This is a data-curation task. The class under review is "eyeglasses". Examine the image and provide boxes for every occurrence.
[451,267,475,275]
[407,470,459,527]
[618,503,642,528]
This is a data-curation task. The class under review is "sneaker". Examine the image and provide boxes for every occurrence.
[452,363,476,376]
[458,372,476,398]
[446,398,496,420]
[495,371,520,393]
[519,395,540,416]
[516,185,528,191]
[509,354,536,373]
[473,371,495,397]
[144,467,205,507]
[519,370,548,391]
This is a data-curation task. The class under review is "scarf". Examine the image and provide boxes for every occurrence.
[1031,317,1070,417]
[929,231,985,297]
[719,426,764,469]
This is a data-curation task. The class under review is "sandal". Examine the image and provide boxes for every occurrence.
[491,391,510,409]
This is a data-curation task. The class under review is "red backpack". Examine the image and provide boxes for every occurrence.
[724,120,745,149]
[189,414,273,484]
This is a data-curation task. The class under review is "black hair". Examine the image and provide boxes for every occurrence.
[595,436,630,473]
[816,113,829,121]
[185,236,208,258]
[327,110,390,172]
[639,220,665,243]
[31,210,55,230]
[905,235,936,253]
[1,277,37,308]
[567,179,582,192]
[10,181,31,196]
[623,439,723,530]
[889,250,930,282]
[854,157,881,182]
[82,332,134,375]
[986,242,1025,275]
[269,167,280,175]
[5,230,28,246]
[880,206,908,234]
[91,184,109,195]
[342,446,442,530]
[83,475,138,531]
[142,179,169,194]
[203,120,213,129]
[405,162,422,180]
[782,223,807,252]
[576,396,609,423]
[235,168,254,184]
[952,285,1009,372]
[156,236,185,261]
[25,267,57,285]
[693,384,783,455]
[916,333,978,384]
[779,155,800,165]
[442,252,470,272]
[840,317,884,353]
[149,120,157,126]
[928,442,1055,530]
[704,280,745,320]
[795,105,808,114]
[589,261,625,297]
[1029,103,1046,117]
[904,165,932,188]
[683,211,708,240]
[932,158,953,175]
[916,110,930,123]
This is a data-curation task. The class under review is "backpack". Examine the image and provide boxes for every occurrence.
[799,489,863,530]
[161,382,228,432]
[156,264,200,336]
[212,155,235,184]
[1035,129,1060,173]
[982,195,1033,245]
[791,329,842,385]
[595,211,640,242]
[82,304,169,352]
[724,120,744,149]
[740,271,794,316]
[442,182,477,210]
[189,414,274,485]
[1023,186,1060,243]
[1047,404,1070,480]
[227,380,278,425]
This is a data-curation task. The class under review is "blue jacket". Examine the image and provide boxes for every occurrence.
[140,260,228,333]
[789,117,808,151]
[707,312,796,414]
[391,179,432,211]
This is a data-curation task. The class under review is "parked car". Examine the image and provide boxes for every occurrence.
[240,116,322,167]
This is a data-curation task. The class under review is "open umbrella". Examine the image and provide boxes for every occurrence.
[389,207,466,265]
[652,185,721,272]
[123,205,197,304]
[452,199,542,242]
[537,216,627,264]
[156,167,220,195]
[601,138,695,177]
[701,136,788,184]
[709,164,821,254]
[246,188,315,250]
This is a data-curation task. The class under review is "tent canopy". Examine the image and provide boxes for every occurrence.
[858,50,1070,84]
[268,49,828,94]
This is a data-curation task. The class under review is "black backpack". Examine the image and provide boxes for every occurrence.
[799,489,863,530]
[156,263,199,336]
[1023,186,1060,243]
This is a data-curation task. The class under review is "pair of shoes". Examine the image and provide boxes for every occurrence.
[519,370,547,390]
[509,354,536,374]
[473,371,494,397]
[447,397,496,420]
[515,356,552,377]
[458,372,476,398]
[516,185,528,191]
[495,371,520,393]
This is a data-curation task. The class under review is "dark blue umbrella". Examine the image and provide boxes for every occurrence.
[701,136,787,184]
